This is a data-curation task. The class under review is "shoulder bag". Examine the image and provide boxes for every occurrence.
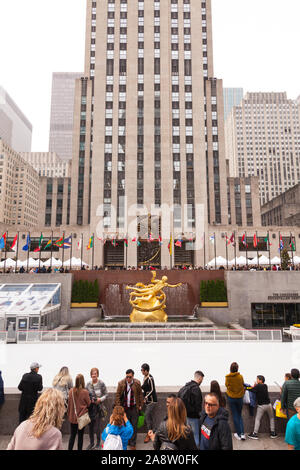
[72,389,91,430]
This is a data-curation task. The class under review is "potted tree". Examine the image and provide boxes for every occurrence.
[71,279,99,308]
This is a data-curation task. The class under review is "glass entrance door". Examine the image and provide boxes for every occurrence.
[252,303,300,328]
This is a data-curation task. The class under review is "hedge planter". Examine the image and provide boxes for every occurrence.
[71,303,98,308]
[200,302,228,308]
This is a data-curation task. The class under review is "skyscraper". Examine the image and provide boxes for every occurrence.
[69,0,229,267]
[49,72,82,161]
[0,86,32,152]
[223,88,243,121]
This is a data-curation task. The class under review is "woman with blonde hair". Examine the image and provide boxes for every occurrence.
[52,366,73,406]
[7,388,65,450]
[149,397,197,450]
[67,374,91,451]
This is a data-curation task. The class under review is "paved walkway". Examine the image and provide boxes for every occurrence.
[1,433,287,451]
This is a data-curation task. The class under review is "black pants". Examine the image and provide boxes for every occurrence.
[88,414,103,446]
[68,423,85,451]
[125,407,139,447]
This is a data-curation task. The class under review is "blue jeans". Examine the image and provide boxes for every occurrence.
[227,396,244,436]
[187,417,200,448]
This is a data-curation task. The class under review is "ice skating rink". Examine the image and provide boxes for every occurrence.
[1,341,300,389]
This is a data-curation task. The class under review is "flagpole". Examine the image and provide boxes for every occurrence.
[291,232,294,267]
[214,232,216,270]
[225,232,228,270]
[125,235,128,270]
[92,233,95,270]
[256,231,259,270]
[39,232,42,271]
[62,231,65,269]
[245,231,248,269]
[50,230,53,271]
[81,233,83,270]
[70,233,73,271]
[4,231,8,273]
[27,232,30,273]
[15,231,20,273]
[234,230,237,270]
[268,230,271,269]
[203,232,206,268]
[279,231,282,267]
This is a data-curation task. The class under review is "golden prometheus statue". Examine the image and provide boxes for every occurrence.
[126,272,182,323]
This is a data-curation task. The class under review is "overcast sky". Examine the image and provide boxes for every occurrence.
[0,0,299,152]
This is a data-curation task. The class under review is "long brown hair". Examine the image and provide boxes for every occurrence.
[74,374,85,396]
[210,381,226,407]
[166,398,188,442]
[29,389,65,438]
[111,406,125,426]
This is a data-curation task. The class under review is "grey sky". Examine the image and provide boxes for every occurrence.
[0,0,299,152]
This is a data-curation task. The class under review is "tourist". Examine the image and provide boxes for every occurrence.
[7,389,65,450]
[115,369,144,450]
[86,367,108,450]
[285,397,300,450]
[199,393,233,450]
[52,366,73,407]
[18,362,43,424]
[0,370,4,406]
[210,380,226,408]
[225,362,246,441]
[248,375,278,440]
[141,363,158,444]
[102,406,134,450]
[281,368,300,420]
[149,397,197,450]
[178,371,204,449]
[67,374,91,451]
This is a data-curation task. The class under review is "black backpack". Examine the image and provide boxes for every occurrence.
[178,383,196,416]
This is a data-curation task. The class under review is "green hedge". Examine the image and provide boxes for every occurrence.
[72,279,99,303]
[200,280,227,302]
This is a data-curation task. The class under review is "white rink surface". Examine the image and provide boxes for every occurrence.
[1,341,300,389]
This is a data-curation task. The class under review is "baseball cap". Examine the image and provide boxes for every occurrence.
[30,362,42,370]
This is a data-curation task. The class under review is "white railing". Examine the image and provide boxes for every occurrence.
[0,328,283,343]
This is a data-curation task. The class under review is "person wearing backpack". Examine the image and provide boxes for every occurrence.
[102,406,133,450]
[177,370,204,449]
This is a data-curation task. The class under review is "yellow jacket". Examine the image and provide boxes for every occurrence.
[225,372,245,398]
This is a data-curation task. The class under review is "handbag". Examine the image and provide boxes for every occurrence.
[89,383,107,419]
[243,390,250,405]
[274,400,287,419]
[72,389,91,430]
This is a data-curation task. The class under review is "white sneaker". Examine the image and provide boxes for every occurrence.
[234,433,241,441]
[240,434,246,440]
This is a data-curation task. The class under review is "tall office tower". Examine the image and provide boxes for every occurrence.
[223,88,243,121]
[0,86,32,152]
[70,0,228,267]
[49,73,82,161]
[20,152,71,178]
[225,92,300,205]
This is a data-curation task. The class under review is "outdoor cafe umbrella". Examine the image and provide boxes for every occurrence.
[43,257,62,267]
[207,256,227,267]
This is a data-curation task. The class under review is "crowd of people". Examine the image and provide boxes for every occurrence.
[1,263,300,274]
[3,361,300,451]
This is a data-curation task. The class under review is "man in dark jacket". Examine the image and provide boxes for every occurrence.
[178,370,204,449]
[199,393,233,450]
[18,362,43,423]
[141,363,158,443]
[0,371,4,406]
[281,368,300,420]
[115,369,144,450]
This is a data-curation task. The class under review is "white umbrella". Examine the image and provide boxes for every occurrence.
[249,255,270,266]
[43,257,62,267]
[207,256,227,267]
[292,256,300,265]
[0,258,16,268]
[26,257,40,268]
[229,256,247,266]
[248,257,258,266]
[63,257,83,267]
[271,256,281,265]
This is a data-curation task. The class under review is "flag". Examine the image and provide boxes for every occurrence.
[44,239,52,250]
[148,233,154,243]
[124,238,128,248]
[111,239,118,247]
[175,239,182,248]
[22,235,31,252]
[87,236,94,250]
[34,234,43,252]
[0,233,7,250]
[253,233,257,248]
[77,239,82,251]
[158,236,163,246]
[168,236,173,255]
[131,237,137,242]
[137,240,141,247]
[289,236,296,251]
[264,235,272,247]
[209,235,215,244]
[241,233,248,247]
[225,236,231,246]
[279,235,284,251]
[54,236,64,247]
[230,233,235,245]
[11,234,18,252]
[62,236,72,249]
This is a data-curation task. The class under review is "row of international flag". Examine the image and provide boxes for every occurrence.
[209,232,296,252]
